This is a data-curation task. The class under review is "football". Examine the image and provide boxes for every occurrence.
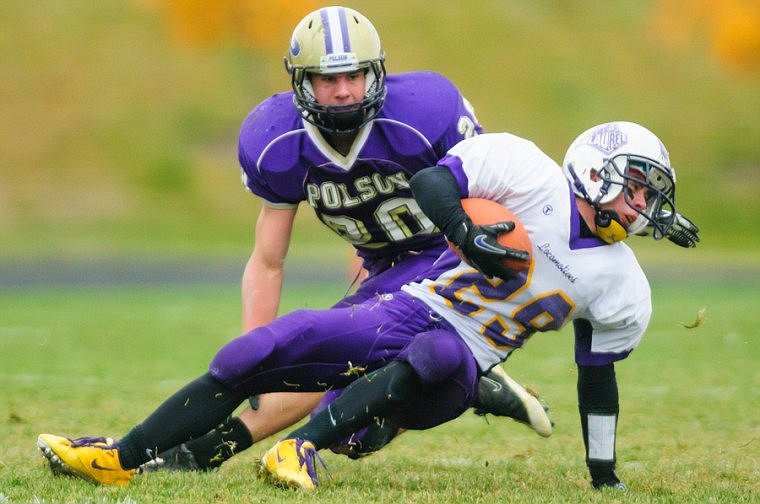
[448,198,533,272]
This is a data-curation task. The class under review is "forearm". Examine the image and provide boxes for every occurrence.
[409,166,469,239]
[241,255,284,332]
[241,205,295,332]
[410,165,524,280]
[577,363,623,488]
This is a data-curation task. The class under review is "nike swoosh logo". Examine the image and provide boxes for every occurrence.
[91,460,117,471]
[327,404,337,427]
[483,377,503,393]
[276,449,285,463]
[473,235,504,254]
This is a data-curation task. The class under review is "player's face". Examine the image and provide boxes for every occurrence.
[310,70,366,107]
[601,176,651,230]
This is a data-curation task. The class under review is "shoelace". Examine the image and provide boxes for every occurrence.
[69,436,115,448]
[295,439,331,487]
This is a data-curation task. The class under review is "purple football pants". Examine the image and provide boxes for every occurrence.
[209,291,478,430]
[319,243,451,420]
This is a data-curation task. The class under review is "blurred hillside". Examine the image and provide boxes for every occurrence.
[2,0,759,267]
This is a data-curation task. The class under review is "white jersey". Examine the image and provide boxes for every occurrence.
[402,133,651,371]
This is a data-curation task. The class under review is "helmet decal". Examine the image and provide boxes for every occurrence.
[289,37,301,57]
[585,123,628,155]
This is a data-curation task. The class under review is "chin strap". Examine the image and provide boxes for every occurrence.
[594,210,627,244]
[567,164,627,244]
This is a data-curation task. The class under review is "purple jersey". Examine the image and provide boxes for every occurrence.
[238,71,482,260]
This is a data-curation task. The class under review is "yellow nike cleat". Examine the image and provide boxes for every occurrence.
[37,434,136,486]
[260,438,329,491]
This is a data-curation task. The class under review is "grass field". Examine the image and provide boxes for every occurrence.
[1,271,757,503]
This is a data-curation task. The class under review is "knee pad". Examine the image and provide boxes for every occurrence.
[208,327,276,390]
[393,332,478,430]
[398,329,472,386]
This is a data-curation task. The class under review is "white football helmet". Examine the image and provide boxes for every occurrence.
[285,6,387,133]
[562,121,677,240]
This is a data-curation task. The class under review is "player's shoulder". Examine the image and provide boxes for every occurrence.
[238,93,307,203]
[241,91,299,133]
[239,92,303,162]
[240,92,302,140]
[383,71,465,118]
[387,70,459,92]
[462,131,538,149]
[450,132,546,164]
[385,71,463,108]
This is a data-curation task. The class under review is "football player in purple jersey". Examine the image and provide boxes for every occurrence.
[143,6,551,472]
[37,121,697,491]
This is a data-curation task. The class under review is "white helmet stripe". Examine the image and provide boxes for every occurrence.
[321,7,350,55]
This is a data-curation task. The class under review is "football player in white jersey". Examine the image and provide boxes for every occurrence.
[251,120,686,490]
[37,122,695,492]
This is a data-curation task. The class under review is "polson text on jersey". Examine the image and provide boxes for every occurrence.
[305,171,410,209]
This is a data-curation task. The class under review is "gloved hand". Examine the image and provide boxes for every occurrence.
[590,467,627,491]
[638,210,700,248]
[448,220,530,280]
[664,211,700,248]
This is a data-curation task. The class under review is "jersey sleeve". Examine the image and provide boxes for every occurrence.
[574,257,652,365]
[423,73,483,156]
[237,93,304,207]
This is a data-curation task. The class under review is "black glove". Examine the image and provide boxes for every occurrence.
[664,211,700,248]
[638,210,700,248]
[448,219,530,280]
[590,467,627,491]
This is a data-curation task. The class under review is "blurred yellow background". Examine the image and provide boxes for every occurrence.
[2,0,758,266]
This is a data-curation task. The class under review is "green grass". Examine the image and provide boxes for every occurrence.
[1,275,757,502]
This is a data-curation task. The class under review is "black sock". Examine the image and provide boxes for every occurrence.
[287,361,421,449]
[183,416,254,470]
[117,373,247,470]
